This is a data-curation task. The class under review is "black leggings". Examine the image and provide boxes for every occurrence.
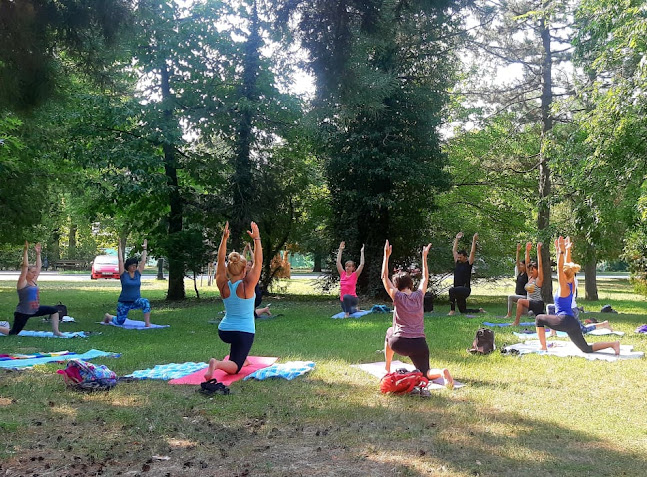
[218,330,255,372]
[10,306,58,335]
[535,313,593,353]
[449,286,480,313]
[386,329,430,376]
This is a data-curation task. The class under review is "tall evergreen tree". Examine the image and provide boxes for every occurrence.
[279,0,462,295]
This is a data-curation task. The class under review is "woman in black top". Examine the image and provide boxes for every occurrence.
[448,232,485,315]
[504,243,528,319]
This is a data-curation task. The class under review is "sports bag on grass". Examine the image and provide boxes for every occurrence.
[57,359,117,391]
[468,328,495,355]
[380,369,429,394]
[55,302,68,321]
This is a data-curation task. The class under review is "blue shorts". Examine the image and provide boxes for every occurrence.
[114,298,151,325]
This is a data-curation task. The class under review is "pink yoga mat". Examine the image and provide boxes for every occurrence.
[168,356,278,386]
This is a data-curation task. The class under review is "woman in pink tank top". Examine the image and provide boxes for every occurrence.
[336,241,365,317]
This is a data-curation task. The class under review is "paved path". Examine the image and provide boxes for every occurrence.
[0,271,164,282]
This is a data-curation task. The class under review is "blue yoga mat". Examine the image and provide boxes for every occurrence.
[100,319,169,329]
[0,349,120,369]
[125,362,208,380]
[483,321,535,327]
[0,330,89,338]
[331,310,373,319]
[244,361,315,381]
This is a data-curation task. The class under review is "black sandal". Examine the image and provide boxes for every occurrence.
[199,379,230,395]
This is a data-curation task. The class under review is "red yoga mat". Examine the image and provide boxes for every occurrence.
[168,356,278,386]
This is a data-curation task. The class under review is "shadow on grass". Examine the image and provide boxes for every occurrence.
[2,369,645,476]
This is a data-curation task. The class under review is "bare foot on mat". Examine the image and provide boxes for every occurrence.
[612,342,620,356]
[204,358,218,381]
[442,368,454,390]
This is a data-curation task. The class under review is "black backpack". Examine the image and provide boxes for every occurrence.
[468,328,495,355]
[55,302,68,321]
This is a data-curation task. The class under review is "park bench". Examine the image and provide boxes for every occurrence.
[53,260,88,271]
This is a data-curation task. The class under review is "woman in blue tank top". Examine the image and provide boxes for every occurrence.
[535,236,619,355]
[204,221,263,380]
[102,239,151,327]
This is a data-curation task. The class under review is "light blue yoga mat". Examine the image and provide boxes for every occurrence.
[0,331,89,338]
[100,319,169,330]
[244,361,315,381]
[332,310,372,319]
[483,321,535,327]
[125,362,208,380]
[0,349,119,369]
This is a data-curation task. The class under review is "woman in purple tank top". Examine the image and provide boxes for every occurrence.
[534,236,619,355]
[381,239,454,389]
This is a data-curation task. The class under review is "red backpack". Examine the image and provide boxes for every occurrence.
[380,369,429,394]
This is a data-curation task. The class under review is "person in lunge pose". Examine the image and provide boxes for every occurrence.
[550,238,613,335]
[5,241,63,336]
[512,242,545,326]
[504,243,528,319]
[103,239,151,327]
[205,221,262,379]
[448,232,484,315]
[382,239,453,388]
[535,236,619,355]
[336,241,365,317]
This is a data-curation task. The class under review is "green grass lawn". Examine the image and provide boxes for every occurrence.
[0,277,646,476]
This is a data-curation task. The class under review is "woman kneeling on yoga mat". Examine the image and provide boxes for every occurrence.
[535,236,619,355]
[205,221,262,379]
[103,239,151,327]
[381,239,454,389]
[3,241,63,337]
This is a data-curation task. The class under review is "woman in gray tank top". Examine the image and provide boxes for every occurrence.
[511,242,545,326]
[3,242,63,336]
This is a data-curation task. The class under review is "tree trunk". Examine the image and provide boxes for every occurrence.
[538,16,554,304]
[584,244,598,300]
[358,204,390,298]
[50,229,61,262]
[156,258,166,280]
[193,270,200,299]
[312,252,322,272]
[68,223,77,258]
[160,62,185,301]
